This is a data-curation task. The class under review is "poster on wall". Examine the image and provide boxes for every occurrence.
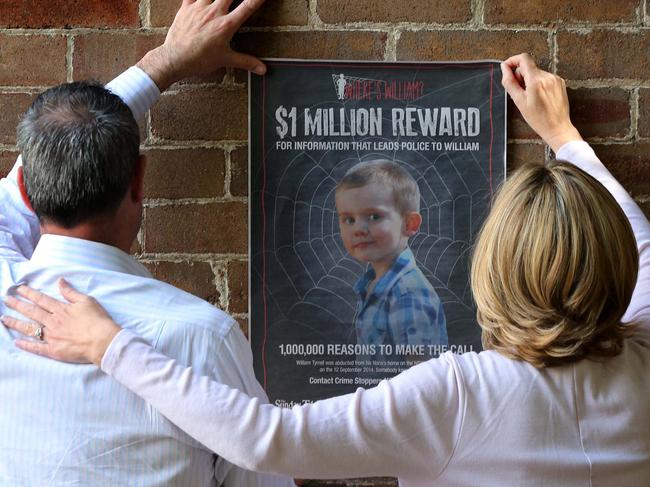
[249,60,506,406]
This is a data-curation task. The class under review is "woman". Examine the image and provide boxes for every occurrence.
[4,54,650,485]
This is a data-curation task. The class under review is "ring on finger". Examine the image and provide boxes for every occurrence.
[32,324,44,341]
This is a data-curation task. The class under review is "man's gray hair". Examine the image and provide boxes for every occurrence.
[17,81,140,228]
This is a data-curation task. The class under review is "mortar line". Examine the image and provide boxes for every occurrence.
[143,196,248,206]
[0,19,645,35]
[66,35,74,82]
[631,88,640,140]
[140,253,248,260]
[550,30,558,73]
[308,0,322,27]
[139,0,151,28]
[142,140,248,150]
[472,0,485,28]
[211,261,229,311]
[224,146,233,197]
[384,28,399,61]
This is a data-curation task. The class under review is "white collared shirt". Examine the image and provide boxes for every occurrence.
[0,67,293,487]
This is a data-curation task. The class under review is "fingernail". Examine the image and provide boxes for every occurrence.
[253,65,266,75]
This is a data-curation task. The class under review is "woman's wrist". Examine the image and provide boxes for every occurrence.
[546,124,583,155]
[91,321,121,367]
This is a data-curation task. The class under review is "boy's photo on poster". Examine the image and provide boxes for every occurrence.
[334,160,447,359]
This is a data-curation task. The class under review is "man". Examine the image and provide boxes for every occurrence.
[0,0,293,485]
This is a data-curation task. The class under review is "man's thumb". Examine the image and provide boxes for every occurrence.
[226,52,266,75]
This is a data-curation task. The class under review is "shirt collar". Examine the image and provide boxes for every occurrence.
[30,234,152,278]
[354,247,416,300]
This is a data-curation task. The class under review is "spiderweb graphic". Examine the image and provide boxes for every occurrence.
[254,148,490,344]
[251,62,505,400]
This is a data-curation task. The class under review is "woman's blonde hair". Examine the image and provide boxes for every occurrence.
[471,160,638,368]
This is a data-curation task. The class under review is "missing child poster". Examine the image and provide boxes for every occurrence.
[249,60,506,406]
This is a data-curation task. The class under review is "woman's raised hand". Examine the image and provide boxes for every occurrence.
[501,53,583,153]
[2,279,120,366]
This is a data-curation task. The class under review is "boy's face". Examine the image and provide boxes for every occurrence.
[336,182,419,275]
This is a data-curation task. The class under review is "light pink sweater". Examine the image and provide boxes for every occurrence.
[103,141,650,486]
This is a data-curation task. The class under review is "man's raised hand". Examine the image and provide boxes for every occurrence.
[138,0,266,91]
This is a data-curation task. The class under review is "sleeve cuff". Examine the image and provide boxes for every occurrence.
[555,139,593,159]
[105,66,160,122]
[101,328,139,374]
[555,140,606,175]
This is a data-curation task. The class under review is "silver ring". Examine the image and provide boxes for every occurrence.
[33,325,44,341]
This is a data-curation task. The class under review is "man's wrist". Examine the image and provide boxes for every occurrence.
[136,47,178,93]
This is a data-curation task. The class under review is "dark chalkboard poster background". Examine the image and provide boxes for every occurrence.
[249,60,506,405]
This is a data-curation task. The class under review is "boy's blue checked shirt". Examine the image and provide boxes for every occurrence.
[353,248,448,348]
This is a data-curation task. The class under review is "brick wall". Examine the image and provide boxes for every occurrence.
[1,1,648,485]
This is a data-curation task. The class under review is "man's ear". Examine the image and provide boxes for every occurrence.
[130,154,147,203]
[404,212,422,237]
[17,167,35,213]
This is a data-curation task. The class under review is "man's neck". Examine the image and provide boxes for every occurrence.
[40,222,132,253]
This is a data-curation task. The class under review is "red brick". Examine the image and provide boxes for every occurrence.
[397,31,550,68]
[235,317,249,338]
[0,0,140,28]
[230,146,248,197]
[180,70,231,86]
[638,88,650,138]
[151,87,247,141]
[144,202,247,253]
[318,0,471,23]
[144,148,226,199]
[245,0,309,26]
[234,31,387,60]
[567,88,630,139]
[507,143,546,171]
[558,31,650,80]
[0,35,67,86]
[149,0,179,27]
[73,33,165,83]
[130,237,142,256]
[0,151,19,179]
[75,29,228,85]
[151,0,308,27]
[139,118,149,144]
[143,260,220,304]
[485,0,638,25]
[0,93,37,145]
[170,68,246,88]
[227,259,248,313]
[591,144,650,197]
